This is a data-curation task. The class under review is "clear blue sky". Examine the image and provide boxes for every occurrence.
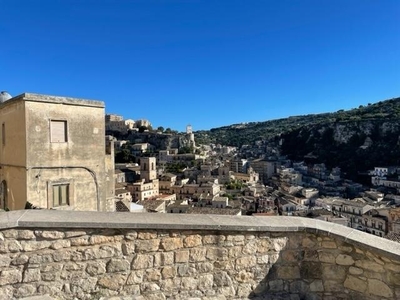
[1,0,399,132]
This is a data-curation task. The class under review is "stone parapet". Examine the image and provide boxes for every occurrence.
[0,210,399,299]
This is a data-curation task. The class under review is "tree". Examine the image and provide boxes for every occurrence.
[115,149,135,163]
[138,126,148,133]
[157,126,165,133]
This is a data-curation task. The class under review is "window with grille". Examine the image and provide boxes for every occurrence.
[53,184,69,207]
[50,120,67,143]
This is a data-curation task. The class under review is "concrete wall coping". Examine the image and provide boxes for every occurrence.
[1,93,104,108]
[1,210,399,260]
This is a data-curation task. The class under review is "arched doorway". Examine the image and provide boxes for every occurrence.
[0,180,7,210]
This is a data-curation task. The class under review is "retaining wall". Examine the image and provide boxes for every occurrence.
[0,210,400,299]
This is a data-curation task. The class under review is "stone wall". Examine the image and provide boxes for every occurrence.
[0,210,400,299]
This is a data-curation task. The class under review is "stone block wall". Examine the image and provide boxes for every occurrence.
[0,211,400,299]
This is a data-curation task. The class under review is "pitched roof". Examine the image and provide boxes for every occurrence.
[115,200,130,212]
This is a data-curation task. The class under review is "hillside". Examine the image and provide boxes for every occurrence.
[195,97,400,179]
[195,97,400,146]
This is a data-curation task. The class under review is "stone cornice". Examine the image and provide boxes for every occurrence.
[1,210,399,260]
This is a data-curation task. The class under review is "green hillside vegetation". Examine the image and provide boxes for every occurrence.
[195,97,400,147]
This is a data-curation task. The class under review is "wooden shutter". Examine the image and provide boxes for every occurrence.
[51,121,67,143]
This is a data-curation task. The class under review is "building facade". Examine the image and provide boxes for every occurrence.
[0,93,114,211]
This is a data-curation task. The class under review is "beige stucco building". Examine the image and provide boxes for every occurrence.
[129,157,159,202]
[0,93,114,211]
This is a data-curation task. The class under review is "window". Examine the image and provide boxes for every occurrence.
[50,120,67,143]
[0,180,7,210]
[53,184,69,207]
[2,123,5,146]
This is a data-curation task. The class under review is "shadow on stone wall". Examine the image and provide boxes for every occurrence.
[249,231,399,300]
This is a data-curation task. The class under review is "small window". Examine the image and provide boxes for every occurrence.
[2,123,5,146]
[50,120,67,143]
[0,180,7,210]
[53,184,69,207]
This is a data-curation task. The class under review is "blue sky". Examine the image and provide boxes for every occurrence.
[1,1,399,132]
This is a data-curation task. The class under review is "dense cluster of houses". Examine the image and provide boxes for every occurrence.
[111,133,400,242]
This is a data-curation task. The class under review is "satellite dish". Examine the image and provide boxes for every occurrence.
[0,91,12,103]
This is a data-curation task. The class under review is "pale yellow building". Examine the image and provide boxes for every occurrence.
[130,157,159,202]
[0,93,114,211]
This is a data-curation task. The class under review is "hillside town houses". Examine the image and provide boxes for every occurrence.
[2,92,400,243]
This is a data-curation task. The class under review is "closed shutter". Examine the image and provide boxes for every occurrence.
[51,120,67,142]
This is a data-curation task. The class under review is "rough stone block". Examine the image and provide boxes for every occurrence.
[0,268,22,285]
[300,261,322,279]
[137,231,158,240]
[135,239,160,252]
[125,231,138,240]
[98,273,127,290]
[206,247,228,261]
[107,258,130,273]
[0,254,11,267]
[336,254,355,266]
[189,248,206,262]
[13,284,36,298]
[7,240,23,252]
[276,265,300,280]
[202,235,219,245]
[50,239,71,250]
[122,241,135,255]
[198,274,213,292]
[69,236,90,246]
[309,279,324,292]
[154,252,174,267]
[213,271,233,287]
[145,269,161,282]
[323,280,343,292]
[23,268,41,282]
[349,266,363,275]
[235,270,254,283]
[368,278,393,298]
[268,279,283,292]
[17,230,36,240]
[126,270,144,285]
[161,237,183,251]
[355,260,385,273]
[322,265,346,281]
[89,235,115,245]
[161,266,176,279]
[318,251,336,264]
[197,262,213,273]
[235,256,257,270]
[344,275,367,293]
[86,261,106,276]
[282,250,304,262]
[175,250,189,263]
[11,254,29,265]
[321,241,337,249]
[64,231,87,238]
[132,254,154,270]
[35,230,65,240]
[140,282,160,293]
[242,240,257,255]
[184,235,202,248]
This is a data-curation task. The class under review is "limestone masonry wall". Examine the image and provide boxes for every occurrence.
[0,211,400,300]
